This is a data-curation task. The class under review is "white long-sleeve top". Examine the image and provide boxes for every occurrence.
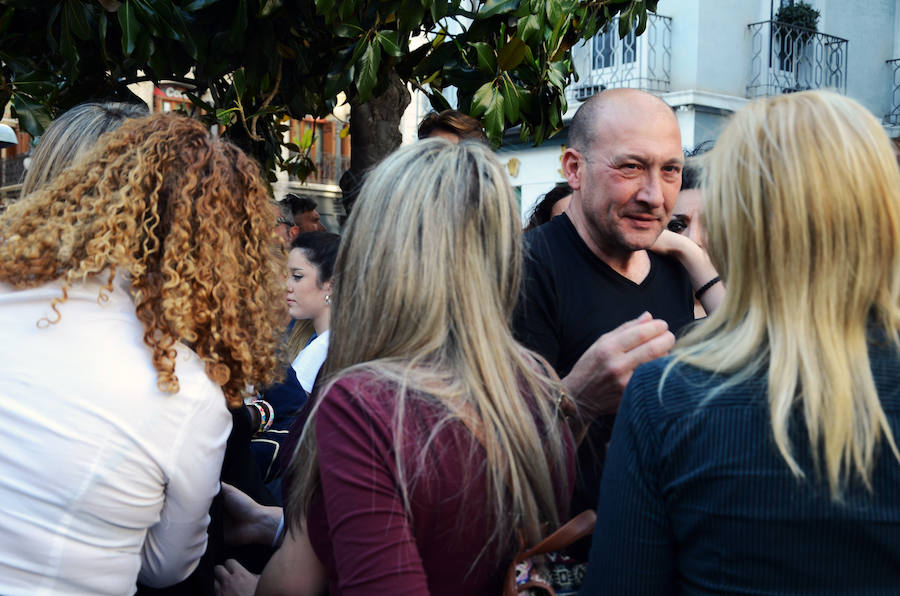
[0,275,231,595]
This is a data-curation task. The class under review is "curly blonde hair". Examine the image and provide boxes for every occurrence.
[0,113,286,407]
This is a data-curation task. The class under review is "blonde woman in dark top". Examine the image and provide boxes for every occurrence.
[583,90,900,594]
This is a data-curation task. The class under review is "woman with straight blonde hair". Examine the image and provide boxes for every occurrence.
[280,139,576,594]
[581,90,900,594]
[18,101,148,200]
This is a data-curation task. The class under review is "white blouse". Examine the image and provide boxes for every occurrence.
[0,276,231,595]
[291,329,330,394]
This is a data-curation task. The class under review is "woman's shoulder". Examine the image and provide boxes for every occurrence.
[318,369,400,425]
[628,356,766,416]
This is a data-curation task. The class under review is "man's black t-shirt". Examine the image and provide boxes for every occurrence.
[513,213,694,525]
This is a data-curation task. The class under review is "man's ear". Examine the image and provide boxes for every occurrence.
[561,148,583,190]
[289,225,300,241]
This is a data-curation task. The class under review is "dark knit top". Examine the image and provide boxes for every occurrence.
[581,343,900,595]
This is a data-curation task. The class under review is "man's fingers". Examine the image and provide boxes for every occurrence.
[213,564,230,582]
[224,558,244,573]
[596,313,668,355]
[621,329,675,368]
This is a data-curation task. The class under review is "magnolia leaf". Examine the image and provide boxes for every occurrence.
[471,80,494,116]
[334,23,363,38]
[483,88,505,146]
[497,37,526,71]
[64,0,92,40]
[478,0,519,19]
[118,0,139,55]
[183,0,220,10]
[501,77,519,121]
[376,31,402,58]
[471,42,496,75]
[260,0,283,17]
[11,93,52,138]
[356,41,380,100]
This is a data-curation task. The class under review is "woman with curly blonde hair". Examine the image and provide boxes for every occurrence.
[0,113,285,595]
[583,90,900,593]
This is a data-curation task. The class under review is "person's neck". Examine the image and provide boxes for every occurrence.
[313,311,330,337]
[567,208,651,283]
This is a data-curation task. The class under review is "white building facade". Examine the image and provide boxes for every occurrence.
[499,0,900,224]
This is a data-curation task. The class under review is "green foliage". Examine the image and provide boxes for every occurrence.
[0,0,657,175]
[775,1,820,32]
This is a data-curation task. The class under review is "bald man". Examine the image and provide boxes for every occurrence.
[514,89,719,530]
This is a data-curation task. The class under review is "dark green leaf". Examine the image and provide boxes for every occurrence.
[356,41,380,100]
[183,0,220,10]
[118,0,139,55]
[316,0,335,15]
[635,7,648,35]
[97,10,108,54]
[324,67,353,100]
[60,13,78,68]
[428,90,452,112]
[483,89,504,146]
[0,7,13,35]
[478,0,519,19]
[11,93,52,138]
[545,0,561,28]
[618,9,636,38]
[232,68,248,98]
[518,13,541,46]
[348,37,367,66]
[471,42,496,75]
[338,0,354,22]
[471,80,494,116]
[229,0,247,44]
[430,0,447,22]
[334,23,363,38]
[501,77,519,121]
[376,30,401,57]
[259,0,283,17]
[215,107,238,127]
[64,0,91,40]
[497,37,526,71]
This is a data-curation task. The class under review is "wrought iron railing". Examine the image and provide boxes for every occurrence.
[747,20,847,98]
[567,13,671,103]
[289,153,351,186]
[0,154,27,189]
[885,59,900,126]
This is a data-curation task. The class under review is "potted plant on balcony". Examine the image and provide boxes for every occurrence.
[774,1,821,92]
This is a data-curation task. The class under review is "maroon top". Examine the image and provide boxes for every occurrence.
[306,371,575,595]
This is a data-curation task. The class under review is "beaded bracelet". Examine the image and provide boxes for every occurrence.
[250,402,267,434]
[259,400,275,432]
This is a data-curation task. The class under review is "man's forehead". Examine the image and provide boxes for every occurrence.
[589,118,682,162]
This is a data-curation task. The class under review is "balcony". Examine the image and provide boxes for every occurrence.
[885,59,900,126]
[568,13,672,104]
[747,20,847,98]
[289,153,351,186]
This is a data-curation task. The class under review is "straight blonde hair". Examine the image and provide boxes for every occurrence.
[288,139,570,556]
[20,102,148,199]
[667,90,900,497]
